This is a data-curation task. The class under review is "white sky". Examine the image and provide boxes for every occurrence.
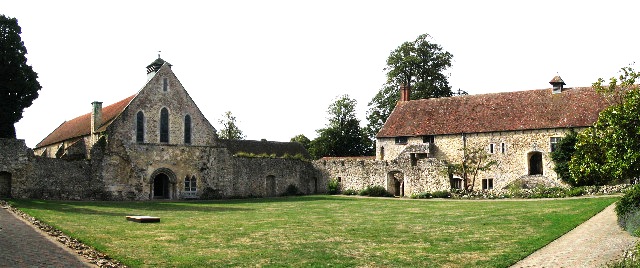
[4,1,640,148]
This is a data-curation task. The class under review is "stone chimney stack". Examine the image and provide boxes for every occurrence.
[91,101,103,134]
[400,84,411,102]
[549,75,566,94]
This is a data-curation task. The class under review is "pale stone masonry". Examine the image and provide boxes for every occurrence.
[320,78,611,195]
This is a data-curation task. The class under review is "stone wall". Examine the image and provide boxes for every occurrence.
[314,156,448,196]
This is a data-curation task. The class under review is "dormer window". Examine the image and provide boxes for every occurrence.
[395,137,408,144]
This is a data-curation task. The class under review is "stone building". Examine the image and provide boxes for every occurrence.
[319,77,610,195]
[0,57,319,200]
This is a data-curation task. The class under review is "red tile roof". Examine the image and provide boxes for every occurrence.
[377,87,609,138]
[35,95,136,148]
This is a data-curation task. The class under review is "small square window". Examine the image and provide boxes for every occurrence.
[395,137,408,144]
[482,178,494,190]
[423,135,435,144]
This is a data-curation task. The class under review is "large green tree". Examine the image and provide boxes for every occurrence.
[366,33,454,139]
[309,95,372,159]
[290,134,311,151]
[217,111,245,140]
[569,66,640,185]
[0,15,41,138]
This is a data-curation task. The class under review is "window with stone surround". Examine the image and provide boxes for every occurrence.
[450,177,462,189]
[550,137,561,152]
[395,137,408,144]
[501,142,506,154]
[136,111,144,143]
[482,178,494,190]
[184,114,192,144]
[489,143,495,154]
[423,135,434,144]
[160,108,169,143]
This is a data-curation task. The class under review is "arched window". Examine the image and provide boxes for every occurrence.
[184,115,192,144]
[160,108,169,143]
[136,111,144,143]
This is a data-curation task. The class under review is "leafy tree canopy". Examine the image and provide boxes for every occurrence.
[550,129,578,185]
[0,14,41,138]
[290,134,311,151]
[309,95,372,159]
[366,33,454,140]
[217,111,245,140]
[569,66,640,185]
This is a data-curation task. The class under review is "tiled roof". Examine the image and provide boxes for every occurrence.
[221,139,311,159]
[377,87,609,138]
[35,95,136,148]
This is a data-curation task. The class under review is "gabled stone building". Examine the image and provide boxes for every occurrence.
[0,58,318,200]
[318,77,610,195]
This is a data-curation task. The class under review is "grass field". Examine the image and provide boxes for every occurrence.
[9,196,617,267]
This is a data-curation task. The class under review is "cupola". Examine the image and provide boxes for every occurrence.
[146,54,172,81]
[549,75,566,94]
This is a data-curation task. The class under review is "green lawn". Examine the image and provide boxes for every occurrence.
[9,196,617,267]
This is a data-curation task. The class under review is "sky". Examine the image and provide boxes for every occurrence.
[4,1,640,148]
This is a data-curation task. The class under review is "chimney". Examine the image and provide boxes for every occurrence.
[549,75,566,94]
[91,101,103,133]
[400,84,411,102]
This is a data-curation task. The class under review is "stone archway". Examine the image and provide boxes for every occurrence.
[528,151,543,175]
[387,171,404,197]
[150,168,177,199]
[0,171,11,198]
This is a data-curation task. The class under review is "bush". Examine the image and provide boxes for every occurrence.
[617,184,640,232]
[282,184,300,196]
[200,187,223,200]
[328,179,340,195]
[411,192,433,199]
[431,190,451,198]
[566,186,586,197]
[359,185,394,197]
[342,189,358,195]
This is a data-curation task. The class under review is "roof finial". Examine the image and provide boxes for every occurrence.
[158,50,161,59]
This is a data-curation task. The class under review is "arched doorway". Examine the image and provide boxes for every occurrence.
[387,171,404,196]
[528,152,543,175]
[150,168,176,199]
[265,175,276,197]
[153,173,170,199]
[0,172,11,198]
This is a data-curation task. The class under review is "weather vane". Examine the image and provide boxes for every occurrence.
[158,50,161,58]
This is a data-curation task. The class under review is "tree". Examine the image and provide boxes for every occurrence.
[550,129,578,185]
[290,134,310,151]
[569,66,640,185]
[217,111,245,140]
[0,15,41,138]
[309,95,372,159]
[445,146,497,192]
[366,33,453,139]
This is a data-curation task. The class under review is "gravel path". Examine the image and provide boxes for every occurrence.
[511,204,638,268]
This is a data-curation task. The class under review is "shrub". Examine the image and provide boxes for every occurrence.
[617,184,640,232]
[328,179,340,195]
[566,186,586,197]
[359,185,394,197]
[200,187,223,200]
[282,184,300,196]
[431,190,451,198]
[342,189,358,195]
[411,192,432,199]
